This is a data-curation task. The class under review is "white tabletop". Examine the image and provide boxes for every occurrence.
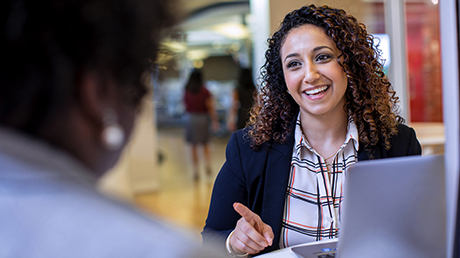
[258,248,298,258]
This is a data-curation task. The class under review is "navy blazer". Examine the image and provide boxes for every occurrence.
[202,122,421,255]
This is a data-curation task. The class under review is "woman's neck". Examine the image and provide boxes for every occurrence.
[299,110,349,159]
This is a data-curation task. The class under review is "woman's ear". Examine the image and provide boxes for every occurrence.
[77,70,118,127]
[78,70,129,153]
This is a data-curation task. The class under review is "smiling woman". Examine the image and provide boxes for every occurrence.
[202,4,422,257]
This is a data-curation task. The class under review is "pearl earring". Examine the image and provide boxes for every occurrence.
[101,109,124,151]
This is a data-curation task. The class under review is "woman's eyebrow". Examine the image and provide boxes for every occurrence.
[311,45,333,53]
[283,53,299,62]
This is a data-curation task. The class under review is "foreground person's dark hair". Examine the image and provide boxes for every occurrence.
[1,0,174,135]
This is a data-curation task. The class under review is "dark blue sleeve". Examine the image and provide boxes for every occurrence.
[391,124,422,157]
[201,131,250,249]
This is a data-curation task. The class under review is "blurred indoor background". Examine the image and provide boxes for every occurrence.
[96,0,445,237]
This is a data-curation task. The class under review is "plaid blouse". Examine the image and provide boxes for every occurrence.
[280,114,359,248]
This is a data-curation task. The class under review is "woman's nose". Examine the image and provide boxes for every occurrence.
[303,63,321,84]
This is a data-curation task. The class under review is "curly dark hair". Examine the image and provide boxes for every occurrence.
[248,4,403,154]
[1,0,174,135]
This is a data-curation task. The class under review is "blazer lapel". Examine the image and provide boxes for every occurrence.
[260,126,295,252]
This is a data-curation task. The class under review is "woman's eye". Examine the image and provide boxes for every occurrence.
[316,54,332,62]
[287,61,300,68]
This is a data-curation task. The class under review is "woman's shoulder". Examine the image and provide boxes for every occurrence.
[388,123,422,156]
[231,127,253,147]
[230,125,294,154]
[228,127,266,153]
[201,86,210,94]
[394,123,417,140]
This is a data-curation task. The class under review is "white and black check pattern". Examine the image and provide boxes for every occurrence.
[280,113,359,248]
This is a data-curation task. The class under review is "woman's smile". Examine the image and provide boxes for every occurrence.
[303,85,330,100]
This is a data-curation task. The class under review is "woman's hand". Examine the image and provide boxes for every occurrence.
[229,202,274,255]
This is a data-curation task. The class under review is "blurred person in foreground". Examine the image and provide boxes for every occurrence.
[227,68,257,132]
[183,70,220,180]
[202,4,421,256]
[0,0,226,257]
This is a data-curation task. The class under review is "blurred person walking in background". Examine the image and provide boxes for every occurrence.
[0,0,226,257]
[183,70,220,180]
[227,68,257,132]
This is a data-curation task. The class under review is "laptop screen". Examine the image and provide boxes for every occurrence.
[337,154,446,258]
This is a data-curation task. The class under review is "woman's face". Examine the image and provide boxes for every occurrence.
[280,24,348,120]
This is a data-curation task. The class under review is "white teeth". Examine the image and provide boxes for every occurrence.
[305,86,328,95]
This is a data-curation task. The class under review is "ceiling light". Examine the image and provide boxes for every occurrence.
[193,60,204,69]
[213,23,249,40]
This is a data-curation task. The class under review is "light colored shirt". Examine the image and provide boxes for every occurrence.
[0,127,225,258]
[280,113,359,248]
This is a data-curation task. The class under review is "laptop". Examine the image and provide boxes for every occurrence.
[291,154,446,258]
